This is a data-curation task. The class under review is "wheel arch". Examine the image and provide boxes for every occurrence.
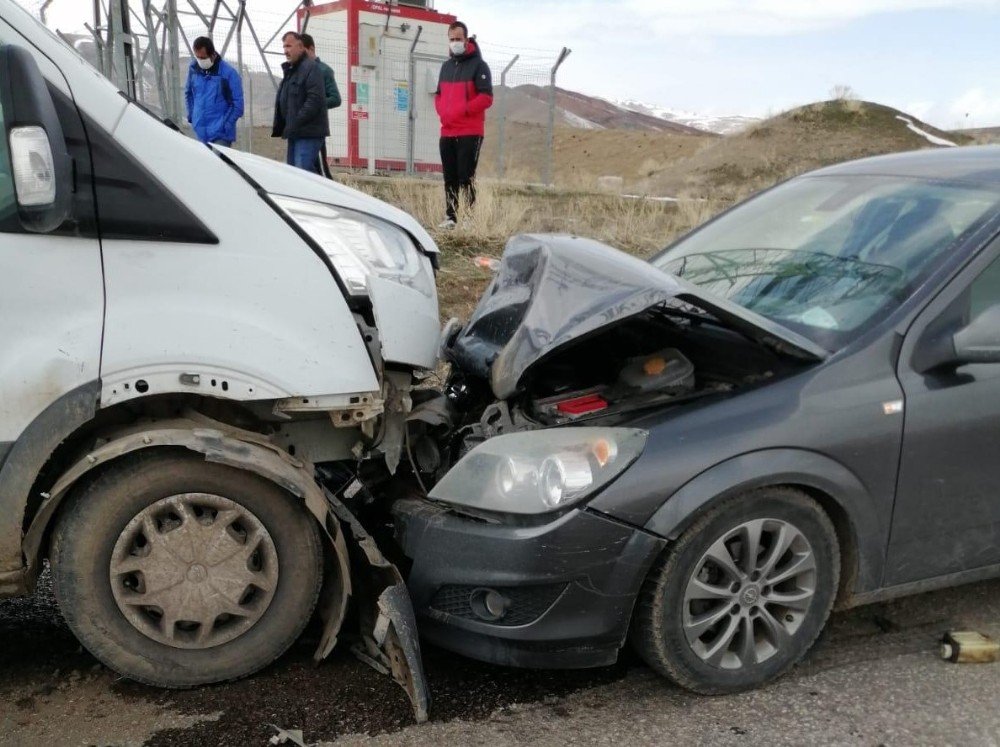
[642,448,887,600]
[22,417,353,657]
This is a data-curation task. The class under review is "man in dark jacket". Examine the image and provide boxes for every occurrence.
[435,21,493,228]
[272,31,329,173]
[301,32,341,179]
[185,36,244,147]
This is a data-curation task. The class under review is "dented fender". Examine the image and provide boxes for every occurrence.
[22,414,428,721]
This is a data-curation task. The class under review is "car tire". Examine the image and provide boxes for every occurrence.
[630,487,839,694]
[50,450,324,688]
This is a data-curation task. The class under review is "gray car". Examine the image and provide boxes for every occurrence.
[393,145,1000,694]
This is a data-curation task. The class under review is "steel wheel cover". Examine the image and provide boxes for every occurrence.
[109,493,279,649]
[682,518,817,670]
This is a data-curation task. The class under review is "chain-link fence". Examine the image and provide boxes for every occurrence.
[13,0,568,185]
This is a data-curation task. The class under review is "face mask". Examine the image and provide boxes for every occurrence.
[449,40,466,56]
[196,56,214,70]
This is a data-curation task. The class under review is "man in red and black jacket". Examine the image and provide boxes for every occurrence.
[435,21,493,229]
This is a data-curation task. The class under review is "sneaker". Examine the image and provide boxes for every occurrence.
[437,218,457,230]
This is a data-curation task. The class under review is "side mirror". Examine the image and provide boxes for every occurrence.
[953,305,1000,365]
[0,44,72,232]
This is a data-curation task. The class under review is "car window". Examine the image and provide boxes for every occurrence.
[653,175,1000,350]
[970,253,1000,320]
[0,45,16,226]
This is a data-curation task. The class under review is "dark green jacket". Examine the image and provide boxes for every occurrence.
[314,57,342,109]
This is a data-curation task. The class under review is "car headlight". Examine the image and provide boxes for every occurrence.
[271,194,433,298]
[429,428,647,515]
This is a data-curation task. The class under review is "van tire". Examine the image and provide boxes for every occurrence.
[50,450,323,688]
[630,487,839,694]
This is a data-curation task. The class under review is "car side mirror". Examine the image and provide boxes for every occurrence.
[0,44,72,233]
[953,305,1000,365]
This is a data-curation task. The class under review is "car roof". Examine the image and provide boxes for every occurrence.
[808,145,1000,186]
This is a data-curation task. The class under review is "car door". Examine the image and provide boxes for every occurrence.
[0,29,104,576]
[885,236,1000,586]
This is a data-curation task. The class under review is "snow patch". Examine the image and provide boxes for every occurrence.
[562,110,604,130]
[895,116,957,147]
[615,99,760,135]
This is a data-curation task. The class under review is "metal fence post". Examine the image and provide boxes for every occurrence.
[405,25,423,176]
[235,0,247,150]
[165,0,182,122]
[496,54,518,181]
[544,47,571,187]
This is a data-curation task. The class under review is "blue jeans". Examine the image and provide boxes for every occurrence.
[287,137,324,174]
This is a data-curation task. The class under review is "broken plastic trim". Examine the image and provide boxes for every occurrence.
[324,481,430,722]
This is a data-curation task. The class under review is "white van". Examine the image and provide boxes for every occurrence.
[0,0,436,719]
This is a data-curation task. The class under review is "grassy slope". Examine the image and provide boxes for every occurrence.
[638,100,975,198]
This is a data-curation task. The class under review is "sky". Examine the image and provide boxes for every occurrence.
[31,0,1000,129]
[444,0,1000,129]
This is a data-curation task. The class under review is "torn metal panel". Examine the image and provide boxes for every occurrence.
[447,234,826,401]
[324,487,430,723]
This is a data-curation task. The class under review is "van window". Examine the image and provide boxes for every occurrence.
[0,56,16,226]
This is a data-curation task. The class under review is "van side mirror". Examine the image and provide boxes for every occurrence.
[953,305,1000,365]
[0,44,72,232]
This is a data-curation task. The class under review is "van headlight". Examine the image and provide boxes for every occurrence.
[271,194,433,298]
[429,428,647,515]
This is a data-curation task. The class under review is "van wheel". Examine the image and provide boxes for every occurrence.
[630,487,839,694]
[50,450,323,688]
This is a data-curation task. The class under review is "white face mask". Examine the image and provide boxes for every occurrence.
[449,40,466,56]
[196,56,214,70]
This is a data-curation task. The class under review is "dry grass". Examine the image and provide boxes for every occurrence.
[336,174,732,320]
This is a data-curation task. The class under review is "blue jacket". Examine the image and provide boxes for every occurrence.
[185,57,244,144]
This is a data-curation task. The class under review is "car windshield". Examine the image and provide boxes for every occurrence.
[652,175,1000,349]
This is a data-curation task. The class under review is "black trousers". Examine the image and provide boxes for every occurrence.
[440,135,483,222]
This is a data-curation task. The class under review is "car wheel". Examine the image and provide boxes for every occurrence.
[630,487,839,694]
[50,450,323,688]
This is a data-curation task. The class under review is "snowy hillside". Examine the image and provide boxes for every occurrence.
[615,99,760,135]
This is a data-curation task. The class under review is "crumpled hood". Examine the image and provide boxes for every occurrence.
[216,146,439,253]
[448,234,827,400]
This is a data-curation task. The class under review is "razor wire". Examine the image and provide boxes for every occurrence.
[14,0,569,185]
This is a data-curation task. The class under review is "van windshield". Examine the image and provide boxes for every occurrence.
[652,175,1000,350]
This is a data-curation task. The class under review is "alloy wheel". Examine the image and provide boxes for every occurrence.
[681,518,817,670]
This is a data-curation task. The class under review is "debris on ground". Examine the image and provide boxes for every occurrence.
[941,631,1000,663]
[268,724,309,746]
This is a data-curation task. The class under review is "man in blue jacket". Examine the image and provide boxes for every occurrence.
[185,37,244,147]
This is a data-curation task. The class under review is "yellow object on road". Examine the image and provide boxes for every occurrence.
[940,632,1000,663]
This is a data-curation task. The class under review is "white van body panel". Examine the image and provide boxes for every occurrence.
[100,106,381,405]
[2,0,440,417]
[0,235,103,442]
[222,148,442,369]
[220,147,440,255]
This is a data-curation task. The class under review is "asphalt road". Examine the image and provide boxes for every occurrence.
[3,572,1000,746]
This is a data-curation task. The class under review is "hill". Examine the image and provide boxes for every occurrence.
[637,99,976,198]
[488,85,712,135]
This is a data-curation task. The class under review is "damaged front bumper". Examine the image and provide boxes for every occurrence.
[391,497,666,669]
